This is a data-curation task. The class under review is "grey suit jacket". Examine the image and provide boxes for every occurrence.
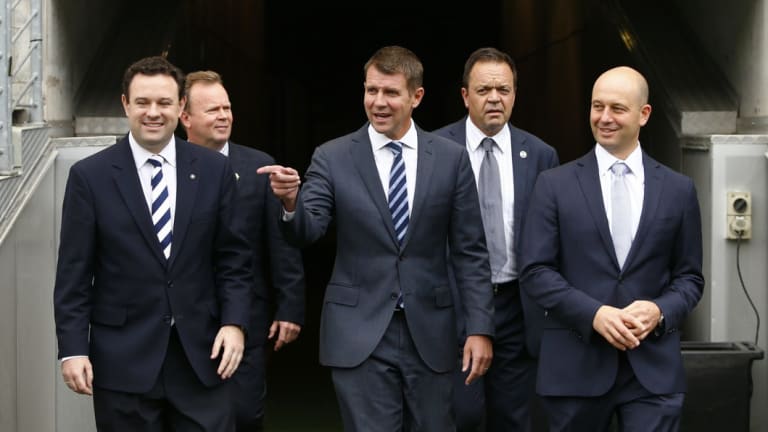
[281,123,494,372]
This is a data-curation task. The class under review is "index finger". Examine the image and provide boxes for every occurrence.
[256,165,286,175]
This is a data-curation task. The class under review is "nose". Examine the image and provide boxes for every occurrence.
[488,89,501,102]
[373,90,387,106]
[147,102,160,117]
[599,108,612,124]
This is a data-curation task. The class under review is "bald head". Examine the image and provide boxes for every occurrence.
[594,66,649,106]
[590,66,652,159]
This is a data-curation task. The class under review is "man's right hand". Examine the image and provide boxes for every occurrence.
[61,357,94,395]
[592,305,643,350]
[256,165,301,212]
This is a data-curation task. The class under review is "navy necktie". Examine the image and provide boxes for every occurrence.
[386,141,408,309]
[386,142,409,245]
[148,156,172,259]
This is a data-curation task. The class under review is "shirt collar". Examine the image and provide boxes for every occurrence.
[369,121,419,151]
[465,118,510,154]
[595,142,644,181]
[219,141,230,157]
[129,133,177,170]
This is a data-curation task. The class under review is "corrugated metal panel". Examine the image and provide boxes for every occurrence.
[0,125,50,245]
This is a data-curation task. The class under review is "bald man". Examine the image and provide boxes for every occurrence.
[519,66,704,431]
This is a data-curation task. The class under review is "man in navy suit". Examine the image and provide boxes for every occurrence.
[54,56,252,431]
[181,70,306,431]
[520,66,704,431]
[434,47,558,432]
[259,45,495,431]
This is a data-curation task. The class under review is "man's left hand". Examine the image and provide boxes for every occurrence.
[269,320,302,351]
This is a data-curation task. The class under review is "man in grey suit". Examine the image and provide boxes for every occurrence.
[259,45,495,431]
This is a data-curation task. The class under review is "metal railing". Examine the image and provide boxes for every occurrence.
[0,0,42,176]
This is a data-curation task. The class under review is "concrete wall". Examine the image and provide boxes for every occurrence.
[43,0,123,130]
[0,142,107,432]
[674,0,768,130]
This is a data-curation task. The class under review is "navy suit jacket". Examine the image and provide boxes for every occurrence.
[54,136,252,393]
[228,142,305,348]
[519,149,704,396]
[280,123,495,372]
[433,119,559,357]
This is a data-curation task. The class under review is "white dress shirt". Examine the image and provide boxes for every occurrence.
[595,143,644,240]
[465,119,516,282]
[129,133,178,233]
[370,122,418,214]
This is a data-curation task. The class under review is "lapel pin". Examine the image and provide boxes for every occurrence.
[190,173,197,180]
[519,150,528,159]
[235,172,240,181]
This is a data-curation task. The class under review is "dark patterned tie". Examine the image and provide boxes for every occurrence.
[148,156,172,259]
[386,141,408,309]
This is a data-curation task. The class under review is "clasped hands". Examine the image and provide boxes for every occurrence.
[592,300,662,350]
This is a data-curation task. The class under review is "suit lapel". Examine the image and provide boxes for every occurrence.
[510,125,530,245]
[404,128,435,249]
[168,138,198,267]
[350,127,400,246]
[575,151,617,266]
[624,153,663,268]
[112,138,168,265]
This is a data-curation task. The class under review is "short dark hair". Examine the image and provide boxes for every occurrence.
[364,46,424,93]
[122,56,185,101]
[462,47,518,90]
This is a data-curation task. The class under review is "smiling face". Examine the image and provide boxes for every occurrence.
[462,60,516,137]
[121,73,184,152]
[590,67,651,159]
[363,67,424,140]
[180,82,233,151]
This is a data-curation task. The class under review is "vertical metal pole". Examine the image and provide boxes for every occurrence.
[0,0,12,174]
[29,0,40,122]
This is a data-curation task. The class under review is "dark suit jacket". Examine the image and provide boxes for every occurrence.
[519,149,704,396]
[54,136,252,393]
[433,119,559,357]
[228,142,305,348]
[280,123,495,372]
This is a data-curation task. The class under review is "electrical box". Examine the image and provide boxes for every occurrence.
[726,191,751,239]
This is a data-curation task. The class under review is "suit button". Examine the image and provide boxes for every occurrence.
[390,293,398,300]
[167,280,174,287]
[162,315,172,324]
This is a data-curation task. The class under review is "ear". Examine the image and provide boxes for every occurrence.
[411,87,425,109]
[461,87,469,108]
[180,110,191,129]
[121,94,130,116]
[639,103,652,126]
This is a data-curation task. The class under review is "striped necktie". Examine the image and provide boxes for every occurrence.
[386,141,408,310]
[148,155,172,259]
[386,142,409,245]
